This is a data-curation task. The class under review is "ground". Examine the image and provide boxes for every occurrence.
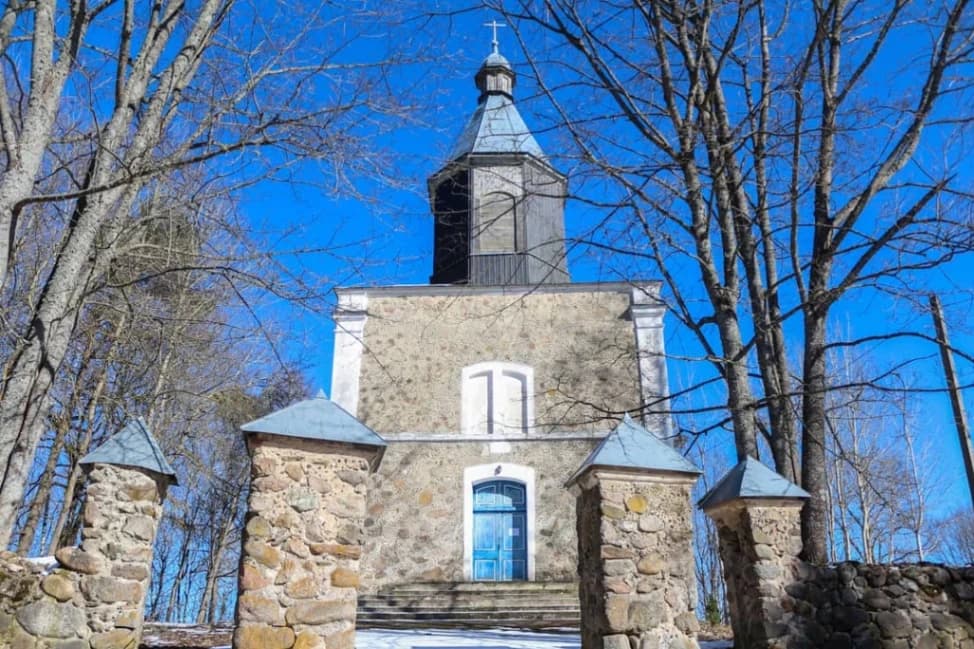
[142,625,734,648]
[354,629,733,648]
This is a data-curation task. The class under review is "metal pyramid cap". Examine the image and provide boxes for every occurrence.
[448,94,545,161]
[566,414,700,487]
[241,392,386,448]
[79,418,177,484]
[698,456,810,511]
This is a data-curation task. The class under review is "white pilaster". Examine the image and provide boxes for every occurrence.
[630,285,672,439]
[331,290,368,416]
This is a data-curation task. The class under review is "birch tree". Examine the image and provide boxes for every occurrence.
[489,0,974,562]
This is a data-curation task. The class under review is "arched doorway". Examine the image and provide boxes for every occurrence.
[463,464,536,581]
[472,480,527,581]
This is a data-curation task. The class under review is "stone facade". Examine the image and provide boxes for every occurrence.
[351,285,648,434]
[574,470,700,649]
[708,499,974,648]
[0,463,168,649]
[330,282,670,593]
[233,436,377,649]
[361,439,594,590]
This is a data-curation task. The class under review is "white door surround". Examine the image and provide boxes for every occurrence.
[463,463,537,581]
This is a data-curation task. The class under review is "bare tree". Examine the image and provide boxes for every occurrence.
[940,509,974,565]
[0,0,406,543]
[805,341,943,564]
[486,0,974,562]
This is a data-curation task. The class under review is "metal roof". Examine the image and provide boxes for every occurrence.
[448,94,545,161]
[566,414,700,487]
[698,456,810,511]
[241,390,387,449]
[79,418,177,484]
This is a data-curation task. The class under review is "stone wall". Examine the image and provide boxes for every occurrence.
[0,552,88,648]
[0,463,167,648]
[360,438,595,590]
[790,562,974,648]
[575,471,699,649]
[710,500,974,648]
[354,287,644,433]
[233,436,374,649]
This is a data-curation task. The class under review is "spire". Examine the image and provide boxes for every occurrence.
[449,31,543,161]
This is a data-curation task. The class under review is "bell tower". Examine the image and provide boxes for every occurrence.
[429,38,569,286]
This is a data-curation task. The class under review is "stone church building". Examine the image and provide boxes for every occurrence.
[329,43,671,599]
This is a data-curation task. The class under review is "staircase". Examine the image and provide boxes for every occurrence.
[356,581,581,630]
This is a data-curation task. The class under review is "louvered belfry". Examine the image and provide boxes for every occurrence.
[429,43,569,286]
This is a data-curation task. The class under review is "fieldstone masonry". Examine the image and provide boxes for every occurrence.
[0,462,169,649]
[704,461,974,648]
[361,439,593,589]
[574,470,700,649]
[706,499,805,648]
[233,436,379,649]
[790,562,974,648]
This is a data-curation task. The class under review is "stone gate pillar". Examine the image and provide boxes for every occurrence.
[233,391,386,649]
[566,415,701,649]
[699,457,809,649]
[67,418,176,648]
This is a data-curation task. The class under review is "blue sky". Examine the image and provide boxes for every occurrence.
[234,7,974,524]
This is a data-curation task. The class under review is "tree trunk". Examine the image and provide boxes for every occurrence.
[0,254,98,545]
[166,531,193,621]
[196,509,233,624]
[46,316,121,553]
[17,327,101,554]
[15,421,67,555]
[801,306,830,564]
[0,0,86,288]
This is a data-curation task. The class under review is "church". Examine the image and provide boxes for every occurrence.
[328,38,671,614]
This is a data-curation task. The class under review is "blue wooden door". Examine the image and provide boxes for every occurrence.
[473,480,527,581]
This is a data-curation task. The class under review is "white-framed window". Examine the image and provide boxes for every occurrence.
[461,362,534,436]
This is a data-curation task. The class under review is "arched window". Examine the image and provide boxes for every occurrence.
[461,362,533,435]
[474,192,516,253]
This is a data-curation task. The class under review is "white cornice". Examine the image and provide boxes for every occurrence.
[335,280,661,301]
[375,431,610,443]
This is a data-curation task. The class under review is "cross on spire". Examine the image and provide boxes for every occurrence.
[484,20,506,53]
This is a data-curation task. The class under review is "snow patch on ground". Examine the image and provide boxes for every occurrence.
[192,627,734,649]
[24,555,59,573]
[353,628,733,648]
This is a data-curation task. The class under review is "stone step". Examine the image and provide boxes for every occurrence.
[356,581,581,630]
[356,612,581,630]
[376,580,578,593]
[368,589,578,598]
[359,594,579,605]
[358,601,578,612]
